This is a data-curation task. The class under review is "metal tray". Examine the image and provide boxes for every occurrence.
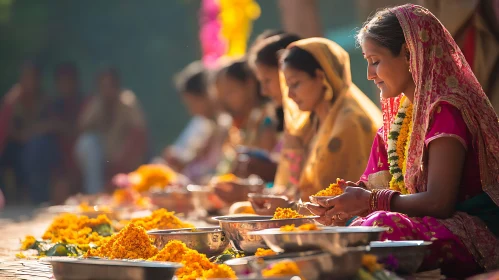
[248,226,387,255]
[42,257,182,280]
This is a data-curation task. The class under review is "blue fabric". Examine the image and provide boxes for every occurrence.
[346,216,358,226]
[76,133,105,194]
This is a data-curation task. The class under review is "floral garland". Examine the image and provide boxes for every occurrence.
[387,96,413,194]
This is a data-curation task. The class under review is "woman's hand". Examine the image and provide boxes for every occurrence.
[232,156,277,182]
[248,195,295,216]
[213,181,264,205]
[307,186,371,226]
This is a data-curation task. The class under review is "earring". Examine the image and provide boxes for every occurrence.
[405,46,411,73]
[323,78,333,101]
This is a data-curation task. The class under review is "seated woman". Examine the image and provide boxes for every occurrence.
[163,61,230,184]
[213,33,302,204]
[212,58,279,179]
[308,4,499,277]
[218,38,383,208]
[75,68,148,194]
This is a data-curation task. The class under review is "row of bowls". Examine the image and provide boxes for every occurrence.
[147,215,431,278]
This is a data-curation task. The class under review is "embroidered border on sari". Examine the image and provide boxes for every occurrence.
[425,133,468,150]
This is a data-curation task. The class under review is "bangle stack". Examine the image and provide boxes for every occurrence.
[368,189,399,213]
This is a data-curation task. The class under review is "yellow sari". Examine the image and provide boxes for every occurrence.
[274,38,382,200]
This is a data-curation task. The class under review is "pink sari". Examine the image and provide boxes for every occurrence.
[352,4,499,276]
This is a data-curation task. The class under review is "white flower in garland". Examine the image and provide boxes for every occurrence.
[387,96,413,192]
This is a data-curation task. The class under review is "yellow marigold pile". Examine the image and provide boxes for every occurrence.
[280,223,321,232]
[85,223,158,259]
[150,240,236,280]
[272,207,306,219]
[262,260,303,279]
[255,248,276,257]
[129,164,177,193]
[126,208,194,231]
[34,213,112,249]
[362,254,383,273]
[111,189,149,207]
[239,205,256,214]
[314,178,343,197]
[20,236,36,250]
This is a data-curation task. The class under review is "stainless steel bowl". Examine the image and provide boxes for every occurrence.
[148,227,229,257]
[225,250,364,280]
[249,226,387,254]
[43,257,182,280]
[212,215,318,254]
[370,240,432,275]
[144,188,194,214]
[187,184,225,216]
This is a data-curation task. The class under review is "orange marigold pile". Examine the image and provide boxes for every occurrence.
[20,236,36,250]
[126,208,194,231]
[314,178,343,197]
[362,254,383,273]
[262,260,303,278]
[150,240,236,280]
[214,173,237,183]
[280,223,321,232]
[111,189,152,209]
[35,213,112,249]
[255,248,276,257]
[272,207,306,219]
[129,164,177,193]
[85,223,158,259]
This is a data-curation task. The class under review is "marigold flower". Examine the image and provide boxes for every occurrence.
[20,235,36,250]
[125,208,194,231]
[272,207,305,219]
[261,260,303,278]
[255,248,276,257]
[280,223,320,232]
[31,213,113,250]
[150,240,236,280]
[129,164,177,193]
[314,178,343,197]
[362,254,383,273]
[85,223,158,260]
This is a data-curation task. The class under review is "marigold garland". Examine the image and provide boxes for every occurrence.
[387,96,413,194]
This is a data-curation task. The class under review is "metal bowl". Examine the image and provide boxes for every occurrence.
[225,250,364,280]
[212,215,318,254]
[43,257,182,280]
[308,195,337,205]
[144,188,194,214]
[370,240,432,275]
[187,185,226,216]
[147,227,229,257]
[249,226,387,254]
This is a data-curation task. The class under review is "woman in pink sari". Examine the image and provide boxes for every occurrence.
[309,4,499,277]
